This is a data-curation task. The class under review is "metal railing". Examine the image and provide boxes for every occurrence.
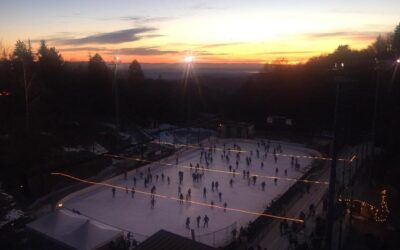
[196,221,237,247]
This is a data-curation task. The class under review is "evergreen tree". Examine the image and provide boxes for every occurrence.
[128,59,144,83]
[37,40,63,79]
[13,40,34,63]
[88,53,109,81]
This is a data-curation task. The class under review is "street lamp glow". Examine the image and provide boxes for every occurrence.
[396,58,400,63]
[184,56,193,63]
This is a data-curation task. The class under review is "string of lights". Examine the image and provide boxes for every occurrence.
[340,189,390,223]
[104,154,330,185]
[51,172,304,223]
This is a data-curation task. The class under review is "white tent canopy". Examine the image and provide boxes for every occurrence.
[27,209,123,250]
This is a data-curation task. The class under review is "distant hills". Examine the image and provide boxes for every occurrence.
[63,62,263,80]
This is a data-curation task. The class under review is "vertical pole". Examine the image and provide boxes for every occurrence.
[349,189,354,233]
[213,232,215,247]
[342,153,345,188]
[326,78,341,250]
[355,145,359,171]
[113,60,120,152]
[348,158,352,186]
[113,61,120,131]
[23,61,30,131]
[371,65,380,158]
[337,217,343,250]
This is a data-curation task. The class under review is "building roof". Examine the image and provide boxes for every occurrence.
[136,230,216,250]
[27,209,123,250]
[220,120,254,127]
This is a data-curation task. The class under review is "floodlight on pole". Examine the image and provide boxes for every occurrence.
[112,56,121,131]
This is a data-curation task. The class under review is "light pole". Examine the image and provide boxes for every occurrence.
[370,59,380,157]
[183,55,194,147]
[21,59,36,131]
[371,58,400,157]
[112,56,121,131]
[326,62,344,250]
[23,60,30,131]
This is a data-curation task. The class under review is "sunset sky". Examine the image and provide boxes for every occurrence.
[0,0,399,64]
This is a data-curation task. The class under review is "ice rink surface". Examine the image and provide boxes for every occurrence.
[62,139,320,246]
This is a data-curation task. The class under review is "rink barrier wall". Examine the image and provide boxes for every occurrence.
[196,221,237,247]
[244,159,325,246]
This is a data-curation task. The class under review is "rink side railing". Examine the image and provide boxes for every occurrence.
[240,159,326,248]
[196,221,237,247]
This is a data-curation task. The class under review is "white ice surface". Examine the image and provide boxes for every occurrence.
[63,139,318,246]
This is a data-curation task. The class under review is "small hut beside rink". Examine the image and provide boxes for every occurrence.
[218,121,255,139]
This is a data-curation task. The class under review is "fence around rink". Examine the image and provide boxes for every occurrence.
[196,221,237,247]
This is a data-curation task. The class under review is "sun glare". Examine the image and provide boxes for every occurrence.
[184,56,193,63]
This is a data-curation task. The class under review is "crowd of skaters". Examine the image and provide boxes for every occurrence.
[110,139,305,232]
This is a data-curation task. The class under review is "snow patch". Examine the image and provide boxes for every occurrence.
[63,143,108,155]
[0,209,24,228]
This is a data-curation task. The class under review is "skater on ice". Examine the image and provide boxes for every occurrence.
[196,216,201,228]
[203,215,209,228]
[186,217,190,229]
[179,193,184,204]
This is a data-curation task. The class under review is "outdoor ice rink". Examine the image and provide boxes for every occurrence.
[60,139,321,247]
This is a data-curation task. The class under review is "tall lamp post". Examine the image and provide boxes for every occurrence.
[370,59,381,157]
[371,58,400,157]
[112,56,121,131]
[326,62,344,250]
[183,55,194,146]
